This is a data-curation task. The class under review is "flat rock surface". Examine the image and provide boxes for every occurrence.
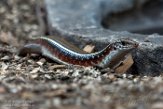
[45,0,163,75]
[0,0,163,109]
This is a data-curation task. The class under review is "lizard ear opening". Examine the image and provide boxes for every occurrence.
[113,46,117,50]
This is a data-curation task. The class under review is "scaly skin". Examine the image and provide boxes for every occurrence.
[19,37,138,68]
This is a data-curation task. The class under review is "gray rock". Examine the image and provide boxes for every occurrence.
[45,0,163,75]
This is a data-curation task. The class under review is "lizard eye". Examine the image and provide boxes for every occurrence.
[134,43,139,48]
[121,41,126,46]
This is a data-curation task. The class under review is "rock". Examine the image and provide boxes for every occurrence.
[45,0,163,75]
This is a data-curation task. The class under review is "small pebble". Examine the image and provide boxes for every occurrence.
[36,58,46,66]
[30,67,40,74]
[108,74,116,81]
[14,55,20,60]
[44,74,52,79]
[52,98,61,106]
[133,78,139,83]
[0,86,6,93]
[1,56,10,61]
[31,74,38,79]
[152,102,163,109]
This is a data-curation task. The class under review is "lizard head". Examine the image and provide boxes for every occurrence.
[112,39,139,50]
[101,39,139,69]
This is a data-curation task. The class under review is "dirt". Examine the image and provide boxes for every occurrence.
[0,0,163,109]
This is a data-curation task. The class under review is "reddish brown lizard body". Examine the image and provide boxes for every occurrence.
[19,37,138,68]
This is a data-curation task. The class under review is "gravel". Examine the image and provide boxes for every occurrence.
[0,0,162,109]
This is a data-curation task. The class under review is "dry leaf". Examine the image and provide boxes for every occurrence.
[115,54,134,74]
[49,65,66,70]
[83,45,95,53]
[21,92,36,99]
